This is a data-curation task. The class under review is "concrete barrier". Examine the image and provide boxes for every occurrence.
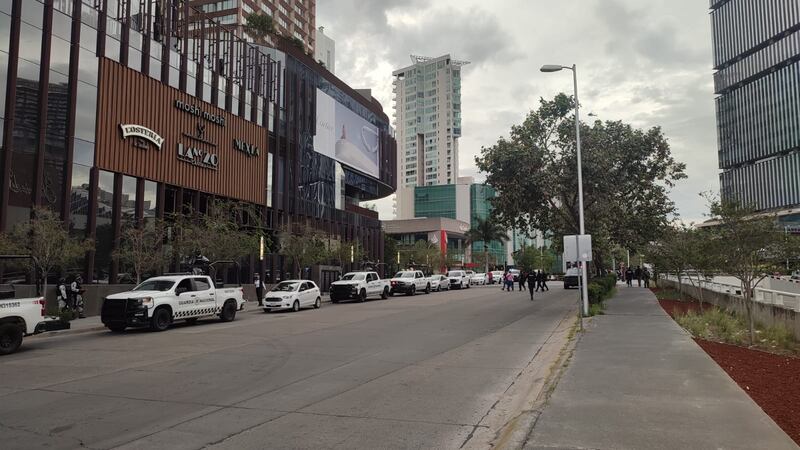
[659,279,800,340]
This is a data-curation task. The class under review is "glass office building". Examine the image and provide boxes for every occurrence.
[712,0,800,213]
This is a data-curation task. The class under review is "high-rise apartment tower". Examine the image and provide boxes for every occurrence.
[190,0,316,53]
[392,55,468,219]
[711,0,800,213]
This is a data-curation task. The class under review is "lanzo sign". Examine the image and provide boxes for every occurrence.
[177,142,219,170]
[174,99,226,127]
[119,124,164,149]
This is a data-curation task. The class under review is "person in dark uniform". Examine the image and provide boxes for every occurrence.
[539,270,549,291]
[518,271,526,291]
[526,271,537,301]
[643,268,651,288]
[635,266,642,287]
[625,267,634,287]
[254,274,264,306]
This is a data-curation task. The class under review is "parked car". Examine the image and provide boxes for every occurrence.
[430,274,450,292]
[329,271,390,303]
[390,270,431,296]
[0,294,69,355]
[465,270,476,279]
[563,268,581,289]
[470,273,487,285]
[447,270,471,289]
[264,280,322,312]
[509,268,521,281]
[489,270,505,284]
[101,275,246,332]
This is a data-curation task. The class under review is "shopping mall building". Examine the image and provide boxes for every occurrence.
[0,1,396,284]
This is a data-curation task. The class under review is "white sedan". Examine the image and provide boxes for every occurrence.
[430,275,450,292]
[470,273,488,285]
[264,280,322,312]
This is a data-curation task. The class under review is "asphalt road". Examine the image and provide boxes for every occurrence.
[0,283,576,450]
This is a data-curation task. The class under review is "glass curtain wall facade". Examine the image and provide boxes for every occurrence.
[712,0,800,212]
[469,184,504,266]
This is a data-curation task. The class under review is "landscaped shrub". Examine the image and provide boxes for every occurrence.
[588,274,618,305]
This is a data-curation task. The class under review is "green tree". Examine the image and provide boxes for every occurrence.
[706,198,800,344]
[328,238,365,269]
[171,200,265,271]
[475,94,686,270]
[6,207,93,295]
[114,220,169,284]
[465,216,508,274]
[397,240,444,274]
[383,235,399,274]
[278,224,328,278]
[244,13,275,41]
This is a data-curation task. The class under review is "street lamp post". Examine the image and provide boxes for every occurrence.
[541,64,589,316]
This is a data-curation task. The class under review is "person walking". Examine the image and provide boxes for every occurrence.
[625,267,634,287]
[518,271,525,291]
[505,272,514,293]
[254,273,265,306]
[57,278,69,312]
[643,268,651,288]
[501,271,507,291]
[539,270,549,291]
[70,275,86,318]
[635,266,642,287]
[526,271,537,301]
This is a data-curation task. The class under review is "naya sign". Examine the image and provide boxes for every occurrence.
[119,124,164,150]
[177,143,219,170]
[233,139,260,157]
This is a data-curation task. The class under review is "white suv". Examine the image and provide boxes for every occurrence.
[447,270,470,289]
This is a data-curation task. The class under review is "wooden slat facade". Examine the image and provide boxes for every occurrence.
[95,58,267,205]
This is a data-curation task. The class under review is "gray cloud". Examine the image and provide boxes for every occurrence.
[319,0,720,221]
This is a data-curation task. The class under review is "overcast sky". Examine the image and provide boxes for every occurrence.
[318,0,719,223]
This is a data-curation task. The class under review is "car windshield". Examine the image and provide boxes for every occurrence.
[342,273,366,281]
[447,271,463,277]
[132,280,175,291]
[273,282,300,292]
[394,272,415,278]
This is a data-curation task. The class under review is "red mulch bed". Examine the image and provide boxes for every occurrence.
[695,339,800,445]
[653,289,800,445]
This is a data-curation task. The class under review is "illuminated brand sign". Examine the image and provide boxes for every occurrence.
[119,124,164,149]
[233,139,260,157]
[177,143,219,170]
[174,99,226,127]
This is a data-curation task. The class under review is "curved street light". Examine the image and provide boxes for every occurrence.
[540,63,589,317]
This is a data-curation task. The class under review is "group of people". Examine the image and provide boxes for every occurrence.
[498,270,549,301]
[56,275,86,318]
[619,265,650,288]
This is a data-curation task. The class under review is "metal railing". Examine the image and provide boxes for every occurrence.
[662,274,800,312]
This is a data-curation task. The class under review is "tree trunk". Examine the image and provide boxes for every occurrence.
[744,285,755,345]
[484,246,489,275]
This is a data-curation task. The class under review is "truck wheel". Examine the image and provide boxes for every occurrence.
[425,283,431,294]
[150,307,172,332]
[292,300,300,312]
[107,324,126,333]
[381,287,389,299]
[220,301,237,322]
[314,297,321,309]
[0,323,23,355]
[408,285,416,296]
[359,289,367,302]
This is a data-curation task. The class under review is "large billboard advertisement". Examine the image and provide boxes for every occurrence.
[314,89,380,178]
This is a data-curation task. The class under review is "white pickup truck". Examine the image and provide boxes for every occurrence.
[390,270,431,296]
[100,275,246,332]
[329,271,390,303]
[0,295,69,355]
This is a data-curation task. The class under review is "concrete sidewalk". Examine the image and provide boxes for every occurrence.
[524,286,798,450]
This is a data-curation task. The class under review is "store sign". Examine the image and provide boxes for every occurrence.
[177,143,219,170]
[119,124,164,149]
[233,139,260,157]
[174,99,226,126]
